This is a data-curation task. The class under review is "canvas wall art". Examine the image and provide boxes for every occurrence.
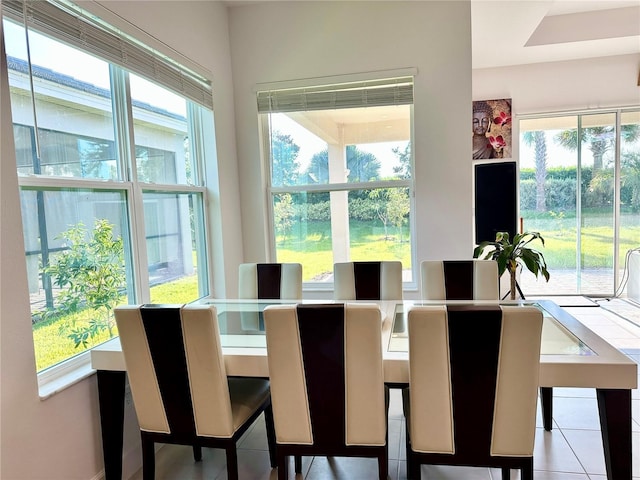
[472,98,512,160]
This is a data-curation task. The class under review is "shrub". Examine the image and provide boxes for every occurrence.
[519,178,576,211]
[42,219,125,347]
[546,179,576,210]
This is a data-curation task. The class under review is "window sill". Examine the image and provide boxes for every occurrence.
[38,351,96,400]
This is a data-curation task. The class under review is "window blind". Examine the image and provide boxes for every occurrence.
[257,76,414,113]
[2,0,213,109]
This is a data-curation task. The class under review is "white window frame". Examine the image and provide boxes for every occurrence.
[2,1,214,395]
[257,70,417,289]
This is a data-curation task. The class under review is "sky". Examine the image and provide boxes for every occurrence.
[3,18,186,116]
[271,112,408,178]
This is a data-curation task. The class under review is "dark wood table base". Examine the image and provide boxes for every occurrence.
[540,387,553,431]
[597,388,632,480]
[97,370,126,480]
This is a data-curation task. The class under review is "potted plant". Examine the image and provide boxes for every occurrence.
[473,231,550,300]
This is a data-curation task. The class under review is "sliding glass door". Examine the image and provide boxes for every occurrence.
[619,110,640,297]
[518,109,640,297]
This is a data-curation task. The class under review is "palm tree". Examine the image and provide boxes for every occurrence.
[305,146,380,183]
[522,130,547,212]
[555,124,640,208]
[621,151,640,212]
[555,125,640,171]
[271,132,301,186]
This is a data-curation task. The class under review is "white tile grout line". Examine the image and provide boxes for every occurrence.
[595,298,640,336]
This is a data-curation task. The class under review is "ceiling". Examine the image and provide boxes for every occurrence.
[472,0,640,69]
[226,1,639,69]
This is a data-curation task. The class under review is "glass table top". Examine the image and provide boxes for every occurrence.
[192,299,337,348]
[388,302,596,356]
[192,298,596,355]
[194,300,279,348]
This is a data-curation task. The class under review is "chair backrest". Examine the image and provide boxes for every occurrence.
[407,305,542,459]
[333,261,403,300]
[238,263,302,299]
[115,304,236,438]
[264,303,386,447]
[420,260,499,300]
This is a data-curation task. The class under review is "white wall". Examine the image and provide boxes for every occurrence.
[228,1,474,294]
[0,2,241,479]
[474,53,640,116]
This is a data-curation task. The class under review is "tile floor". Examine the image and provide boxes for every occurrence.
[130,302,640,480]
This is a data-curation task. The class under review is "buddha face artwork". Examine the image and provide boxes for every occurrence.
[472,99,512,160]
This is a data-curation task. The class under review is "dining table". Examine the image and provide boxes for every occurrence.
[90,298,637,480]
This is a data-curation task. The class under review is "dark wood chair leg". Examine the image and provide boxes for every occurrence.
[407,452,420,480]
[225,446,239,480]
[521,459,534,480]
[264,403,277,468]
[277,453,288,480]
[192,445,202,462]
[294,455,302,473]
[501,467,510,480]
[141,435,155,480]
[378,449,388,480]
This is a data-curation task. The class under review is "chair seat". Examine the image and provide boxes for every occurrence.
[229,377,271,432]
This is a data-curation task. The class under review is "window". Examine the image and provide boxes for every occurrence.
[518,109,640,296]
[3,0,213,373]
[258,76,415,284]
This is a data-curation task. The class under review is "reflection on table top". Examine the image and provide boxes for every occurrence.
[387,301,595,356]
[196,299,595,356]
[194,298,339,348]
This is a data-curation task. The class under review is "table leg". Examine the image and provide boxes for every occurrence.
[596,388,632,480]
[540,387,553,431]
[97,370,126,480]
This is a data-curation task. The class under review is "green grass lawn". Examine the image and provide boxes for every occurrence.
[33,274,200,372]
[521,211,640,268]
[277,220,411,281]
[33,308,116,372]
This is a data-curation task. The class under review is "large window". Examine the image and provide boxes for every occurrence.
[3,1,213,373]
[519,109,640,296]
[258,77,414,284]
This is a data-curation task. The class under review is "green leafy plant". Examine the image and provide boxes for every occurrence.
[274,193,295,244]
[43,219,125,347]
[473,231,550,300]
